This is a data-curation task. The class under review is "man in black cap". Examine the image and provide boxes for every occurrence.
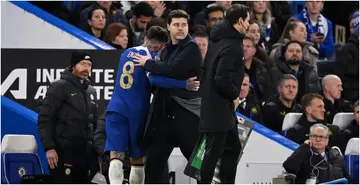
[38,51,98,183]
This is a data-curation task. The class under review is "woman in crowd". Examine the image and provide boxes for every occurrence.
[247,22,274,70]
[103,23,128,49]
[86,7,106,40]
[270,18,319,72]
[247,1,280,53]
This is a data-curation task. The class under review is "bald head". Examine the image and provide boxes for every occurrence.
[322,75,343,102]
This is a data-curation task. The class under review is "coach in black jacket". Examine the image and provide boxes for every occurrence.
[38,51,98,183]
[197,4,250,184]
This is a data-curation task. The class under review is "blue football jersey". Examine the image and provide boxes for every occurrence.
[107,46,158,118]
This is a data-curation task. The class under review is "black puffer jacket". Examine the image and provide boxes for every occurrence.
[199,21,245,132]
[248,57,273,103]
[38,68,98,151]
[269,58,321,102]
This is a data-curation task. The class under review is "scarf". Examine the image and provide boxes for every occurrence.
[258,15,272,51]
[301,8,328,38]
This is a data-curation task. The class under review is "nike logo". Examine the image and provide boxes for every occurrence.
[71,93,77,96]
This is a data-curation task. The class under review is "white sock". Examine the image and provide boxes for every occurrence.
[108,159,124,184]
[129,166,145,184]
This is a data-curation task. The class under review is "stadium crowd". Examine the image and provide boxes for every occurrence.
[34,1,359,184]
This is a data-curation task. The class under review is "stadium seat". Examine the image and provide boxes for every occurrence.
[281,113,302,136]
[1,134,44,184]
[332,113,353,130]
[344,138,359,184]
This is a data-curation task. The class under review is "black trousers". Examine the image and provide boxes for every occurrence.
[145,99,199,184]
[49,148,96,184]
[200,126,242,184]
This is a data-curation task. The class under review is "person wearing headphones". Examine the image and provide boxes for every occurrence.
[283,124,352,184]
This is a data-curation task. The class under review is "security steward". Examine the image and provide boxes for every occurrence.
[38,51,98,183]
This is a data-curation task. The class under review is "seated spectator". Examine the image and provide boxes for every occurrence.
[343,100,359,145]
[269,40,320,103]
[270,18,319,72]
[283,124,352,184]
[204,5,224,33]
[243,36,272,103]
[247,22,274,70]
[103,23,128,49]
[79,1,127,31]
[236,74,263,123]
[321,75,352,123]
[286,93,343,151]
[190,24,208,35]
[86,7,106,40]
[269,1,293,33]
[127,2,154,47]
[293,1,334,58]
[262,74,302,133]
[192,31,208,61]
[194,1,231,26]
[335,11,359,103]
[247,1,280,52]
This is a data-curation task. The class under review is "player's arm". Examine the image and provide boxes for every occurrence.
[148,73,199,91]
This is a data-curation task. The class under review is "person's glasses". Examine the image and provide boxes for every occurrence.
[310,134,328,140]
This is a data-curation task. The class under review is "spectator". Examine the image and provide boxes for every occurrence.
[132,10,202,184]
[37,51,98,183]
[320,75,352,123]
[79,1,127,31]
[247,22,274,70]
[286,93,343,151]
[262,74,302,133]
[204,5,225,32]
[269,1,293,33]
[270,18,319,72]
[343,100,359,145]
[283,124,352,184]
[194,1,232,26]
[146,17,167,30]
[192,31,209,61]
[190,24,208,35]
[86,7,106,40]
[127,2,154,47]
[293,1,335,58]
[269,40,320,103]
[247,1,280,52]
[103,23,128,49]
[242,36,272,103]
[198,4,249,183]
[335,10,359,103]
[236,73,263,123]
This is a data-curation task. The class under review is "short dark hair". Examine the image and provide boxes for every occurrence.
[205,5,225,20]
[243,35,256,47]
[167,9,190,25]
[191,24,207,35]
[278,74,298,88]
[147,17,167,30]
[301,93,324,108]
[88,7,107,20]
[282,40,303,56]
[225,4,250,25]
[192,31,208,40]
[133,2,154,17]
[146,26,168,43]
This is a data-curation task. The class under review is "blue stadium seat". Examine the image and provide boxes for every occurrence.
[1,134,44,184]
[1,153,43,184]
[344,138,359,184]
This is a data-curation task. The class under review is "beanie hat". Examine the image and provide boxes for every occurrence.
[351,11,359,37]
[70,51,92,68]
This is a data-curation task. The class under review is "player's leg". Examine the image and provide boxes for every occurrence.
[104,111,129,184]
[219,126,242,183]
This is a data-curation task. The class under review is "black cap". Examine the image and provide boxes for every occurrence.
[70,51,92,68]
